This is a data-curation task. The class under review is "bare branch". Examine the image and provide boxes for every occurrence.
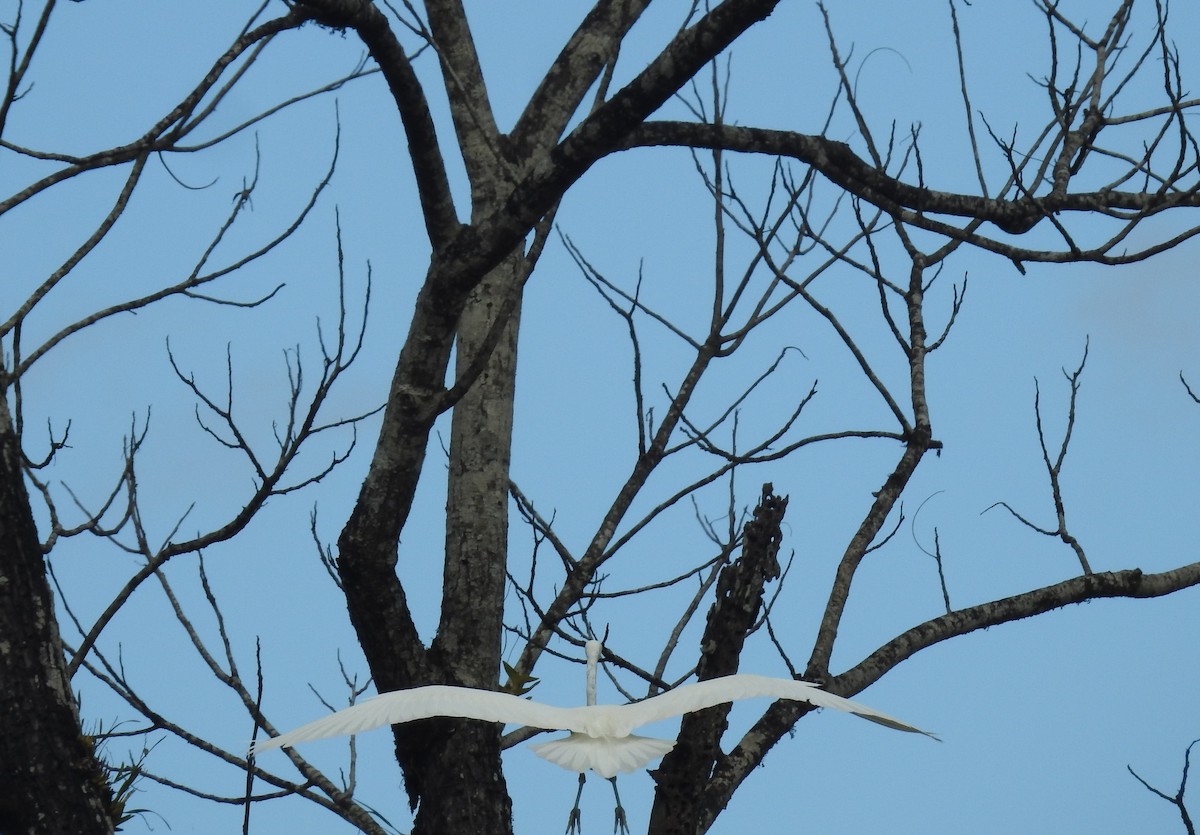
[985,343,1093,575]
[1128,738,1199,835]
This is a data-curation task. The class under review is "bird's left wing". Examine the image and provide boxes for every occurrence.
[253,685,592,753]
[614,674,937,739]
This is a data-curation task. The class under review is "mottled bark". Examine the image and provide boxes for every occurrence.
[436,258,520,681]
[400,258,522,835]
[0,396,113,835]
[648,485,786,835]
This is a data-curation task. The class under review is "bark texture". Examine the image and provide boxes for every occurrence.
[0,396,114,835]
[404,259,523,834]
[648,485,786,835]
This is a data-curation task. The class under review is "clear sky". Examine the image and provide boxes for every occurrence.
[4,1,1199,833]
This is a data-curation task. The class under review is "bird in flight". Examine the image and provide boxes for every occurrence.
[253,640,935,831]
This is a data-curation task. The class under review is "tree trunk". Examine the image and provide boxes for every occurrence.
[408,256,523,835]
[0,395,114,834]
[649,485,787,835]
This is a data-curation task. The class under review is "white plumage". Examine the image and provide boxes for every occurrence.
[530,734,676,777]
[253,640,934,778]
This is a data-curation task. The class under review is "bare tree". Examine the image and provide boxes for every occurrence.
[3,1,1200,834]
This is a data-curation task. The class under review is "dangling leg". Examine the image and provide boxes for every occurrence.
[565,772,586,834]
[608,776,629,835]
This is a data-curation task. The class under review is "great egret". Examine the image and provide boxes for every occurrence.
[253,641,934,829]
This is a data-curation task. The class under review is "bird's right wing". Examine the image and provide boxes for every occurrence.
[253,685,592,753]
[615,674,937,739]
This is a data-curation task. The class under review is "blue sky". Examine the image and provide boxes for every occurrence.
[4,1,1199,832]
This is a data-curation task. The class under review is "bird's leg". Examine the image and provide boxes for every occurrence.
[608,776,629,835]
[566,772,586,835]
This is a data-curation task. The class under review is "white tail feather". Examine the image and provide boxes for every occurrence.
[529,733,676,779]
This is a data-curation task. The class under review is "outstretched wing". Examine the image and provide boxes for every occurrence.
[253,685,592,753]
[614,674,937,739]
[529,733,676,778]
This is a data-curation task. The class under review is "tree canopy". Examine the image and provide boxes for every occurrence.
[2,1,1199,833]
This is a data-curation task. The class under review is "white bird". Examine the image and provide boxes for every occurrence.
[253,641,935,779]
